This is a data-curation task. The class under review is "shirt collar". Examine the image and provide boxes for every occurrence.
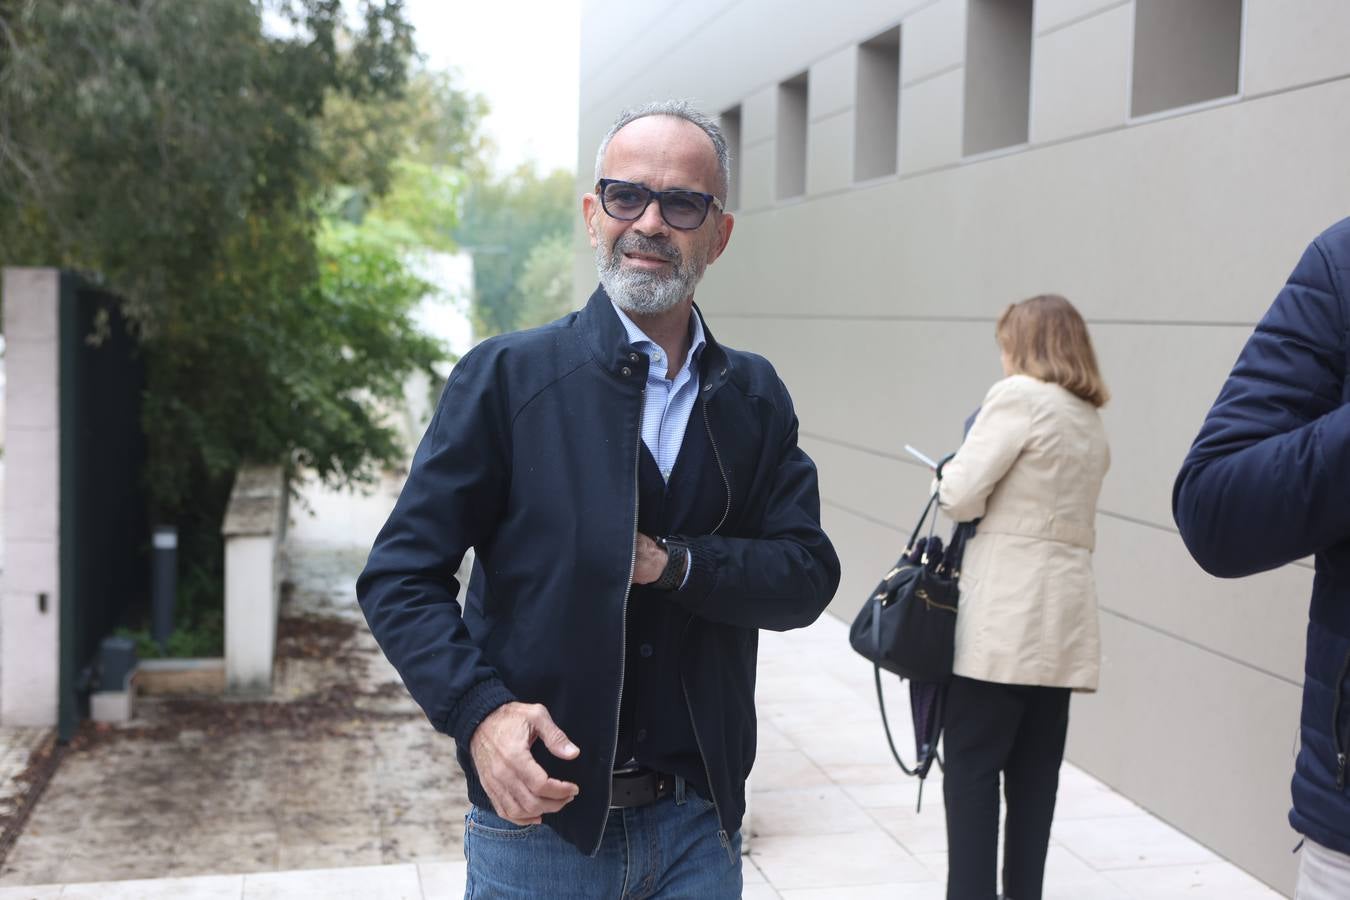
[609,300,707,374]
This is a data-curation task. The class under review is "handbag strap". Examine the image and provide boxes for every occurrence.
[906,490,941,554]
[873,662,921,780]
[943,521,975,577]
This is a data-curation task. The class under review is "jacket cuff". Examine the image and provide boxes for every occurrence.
[445,677,517,751]
[674,539,718,613]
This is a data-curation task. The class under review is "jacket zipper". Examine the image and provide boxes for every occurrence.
[594,389,644,855]
[680,618,731,854]
[683,396,732,853]
[703,396,730,535]
[1334,649,1350,790]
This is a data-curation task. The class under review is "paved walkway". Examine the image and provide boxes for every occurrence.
[0,613,1285,898]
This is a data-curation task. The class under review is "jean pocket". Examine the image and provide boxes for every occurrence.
[687,787,717,813]
[467,805,539,840]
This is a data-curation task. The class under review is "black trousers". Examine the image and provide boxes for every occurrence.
[942,675,1071,900]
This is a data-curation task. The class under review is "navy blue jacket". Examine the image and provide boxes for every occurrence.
[1173,218,1350,855]
[357,287,841,854]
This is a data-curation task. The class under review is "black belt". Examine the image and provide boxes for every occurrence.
[609,768,674,809]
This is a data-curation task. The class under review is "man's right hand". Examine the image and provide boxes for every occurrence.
[469,702,581,825]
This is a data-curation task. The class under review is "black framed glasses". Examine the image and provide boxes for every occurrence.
[596,178,723,230]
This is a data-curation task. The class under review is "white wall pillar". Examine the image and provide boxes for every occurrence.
[1,268,62,727]
[222,465,286,694]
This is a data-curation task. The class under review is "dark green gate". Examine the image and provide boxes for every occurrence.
[57,276,148,741]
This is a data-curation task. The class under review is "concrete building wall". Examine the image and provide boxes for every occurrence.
[1,268,62,727]
[577,1,1350,893]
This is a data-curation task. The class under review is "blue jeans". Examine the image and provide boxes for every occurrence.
[463,780,741,899]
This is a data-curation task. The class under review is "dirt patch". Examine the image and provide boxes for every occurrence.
[0,603,467,886]
[276,614,364,664]
[70,616,418,750]
[0,734,64,868]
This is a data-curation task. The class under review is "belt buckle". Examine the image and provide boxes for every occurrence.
[610,767,664,810]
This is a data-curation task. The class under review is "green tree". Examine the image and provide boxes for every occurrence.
[0,0,483,652]
[455,165,576,336]
[0,0,475,502]
[514,233,576,329]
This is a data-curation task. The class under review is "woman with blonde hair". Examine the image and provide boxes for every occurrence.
[935,294,1110,900]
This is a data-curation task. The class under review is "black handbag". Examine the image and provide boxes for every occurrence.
[849,491,967,684]
[849,491,971,808]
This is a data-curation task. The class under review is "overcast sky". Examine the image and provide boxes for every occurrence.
[404,0,581,177]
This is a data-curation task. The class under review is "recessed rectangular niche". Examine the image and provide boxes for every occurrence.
[719,105,742,210]
[777,71,808,200]
[855,26,901,181]
[1131,0,1243,117]
[963,0,1033,156]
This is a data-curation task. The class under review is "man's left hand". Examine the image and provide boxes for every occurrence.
[632,533,668,584]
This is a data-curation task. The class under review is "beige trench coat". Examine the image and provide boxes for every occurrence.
[937,374,1110,691]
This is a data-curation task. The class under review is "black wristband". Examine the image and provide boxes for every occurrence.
[653,538,688,591]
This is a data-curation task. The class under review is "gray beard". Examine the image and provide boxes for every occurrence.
[595,234,706,316]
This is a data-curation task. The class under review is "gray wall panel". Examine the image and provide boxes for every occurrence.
[708,316,1255,530]
[1093,515,1309,686]
[705,317,1002,463]
[694,78,1350,322]
[1244,0,1350,95]
[581,0,929,122]
[1069,613,1303,893]
[1091,322,1253,527]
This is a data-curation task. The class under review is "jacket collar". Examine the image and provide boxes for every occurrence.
[580,285,731,394]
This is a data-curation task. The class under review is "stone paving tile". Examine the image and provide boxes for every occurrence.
[1052,814,1221,870]
[868,803,948,855]
[826,761,921,786]
[1054,764,1146,820]
[415,861,467,899]
[754,719,794,752]
[59,873,244,900]
[1104,860,1288,899]
[747,750,832,793]
[1038,846,1134,899]
[751,830,935,890]
[0,884,63,899]
[779,884,945,900]
[840,774,937,811]
[750,785,875,837]
[242,862,421,900]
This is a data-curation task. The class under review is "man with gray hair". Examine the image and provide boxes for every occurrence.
[358,100,840,896]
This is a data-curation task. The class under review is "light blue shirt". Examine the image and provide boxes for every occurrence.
[611,301,707,482]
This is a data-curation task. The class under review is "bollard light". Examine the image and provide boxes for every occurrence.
[151,526,178,654]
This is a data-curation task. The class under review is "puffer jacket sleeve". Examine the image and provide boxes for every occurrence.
[938,377,1033,523]
[356,345,518,750]
[1172,227,1350,578]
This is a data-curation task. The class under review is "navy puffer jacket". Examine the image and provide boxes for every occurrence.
[1174,217,1350,854]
